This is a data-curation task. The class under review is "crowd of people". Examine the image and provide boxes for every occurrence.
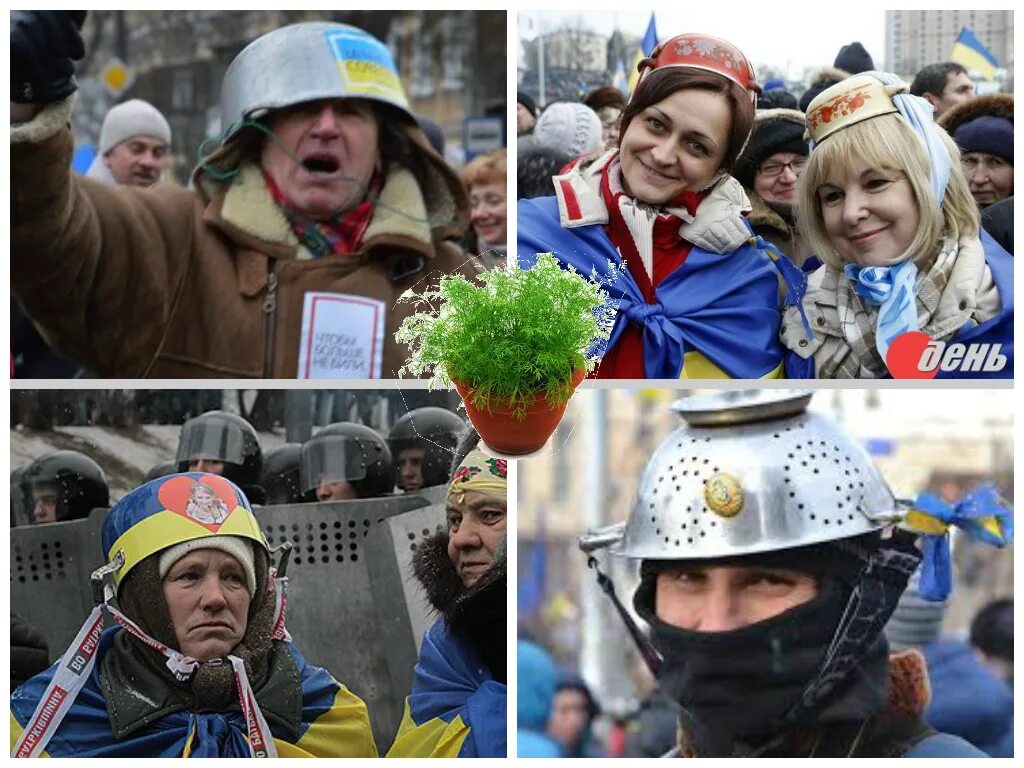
[11,405,508,756]
[11,11,508,379]
[517,35,1013,379]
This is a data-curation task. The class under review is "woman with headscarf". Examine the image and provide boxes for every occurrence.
[10,472,377,757]
[387,431,507,757]
[518,34,801,380]
[782,73,1013,379]
[583,390,1011,757]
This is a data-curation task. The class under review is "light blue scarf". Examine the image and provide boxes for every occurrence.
[844,259,919,363]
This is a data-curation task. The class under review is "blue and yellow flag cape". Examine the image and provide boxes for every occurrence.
[10,629,377,758]
[518,196,784,379]
[387,619,506,757]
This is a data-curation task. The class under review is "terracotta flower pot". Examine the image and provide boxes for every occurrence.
[454,369,585,456]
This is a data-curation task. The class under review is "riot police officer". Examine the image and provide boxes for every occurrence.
[20,450,109,524]
[387,407,466,493]
[260,443,306,505]
[300,423,392,501]
[175,411,265,503]
[143,461,177,483]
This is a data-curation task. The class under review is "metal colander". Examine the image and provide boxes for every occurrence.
[613,390,902,560]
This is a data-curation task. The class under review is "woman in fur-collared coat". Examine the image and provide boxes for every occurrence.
[387,435,507,758]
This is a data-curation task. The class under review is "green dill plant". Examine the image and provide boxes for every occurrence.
[396,252,617,418]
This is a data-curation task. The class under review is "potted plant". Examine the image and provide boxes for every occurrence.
[396,252,616,456]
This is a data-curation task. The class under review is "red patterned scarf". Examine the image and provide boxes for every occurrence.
[263,170,382,258]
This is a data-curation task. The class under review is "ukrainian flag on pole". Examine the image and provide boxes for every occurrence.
[627,14,658,94]
[951,27,999,81]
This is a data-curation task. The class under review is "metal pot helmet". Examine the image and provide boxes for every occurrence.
[175,411,263,488]
[300,422,393,499]
[614,390,900,561]
[636,33,761,104]
[219,22,414,146]
[101,472,268,597]
[260,443,305,505]
[388,407,467,489]
[21,450,109,522]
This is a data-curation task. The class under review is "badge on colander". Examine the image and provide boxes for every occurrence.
[704,472,744,517]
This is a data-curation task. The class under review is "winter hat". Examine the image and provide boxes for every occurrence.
[763,78,786,92]
[834,42,875,75]
[158,535,257,594]
[953,116,1014,164]
[799,67,851,112]
[517,91,538,118]
[883,569,948,651]
[733,108,808,189]
[99,99,172,155]
[533,102,603,160]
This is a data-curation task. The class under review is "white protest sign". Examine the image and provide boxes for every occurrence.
[297,292,386,379]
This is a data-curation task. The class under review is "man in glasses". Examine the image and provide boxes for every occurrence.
[733,108,812,268]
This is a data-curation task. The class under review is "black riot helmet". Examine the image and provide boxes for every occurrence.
[261,443,307,505]
[300,423,393,499]
[21,450,109,523]
[387,407,467,491]
[175,410,265,503]
[143,461,178,483]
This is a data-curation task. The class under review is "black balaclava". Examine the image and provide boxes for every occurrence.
[634,532,921,757]
[116,545,275,710]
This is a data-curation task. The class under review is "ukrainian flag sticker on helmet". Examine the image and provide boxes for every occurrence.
[101,472,267,588]
[326,27,409,110]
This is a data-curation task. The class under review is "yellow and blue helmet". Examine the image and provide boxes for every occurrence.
[101,472,267,592]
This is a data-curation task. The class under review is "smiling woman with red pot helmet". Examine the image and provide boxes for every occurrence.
[518,33,808,380]
[10,472,377,757]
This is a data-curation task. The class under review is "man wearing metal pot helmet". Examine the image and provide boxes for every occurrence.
[10,12,481,379]
[388,431,507,757]
[581,391,1010,757]
[10,472,377,757]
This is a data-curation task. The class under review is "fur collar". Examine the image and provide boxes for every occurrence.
[938,92,1014,133]
[412,531,506,682]
[745,190,792,235]
[806,66,852,86]
[216,161,439,260]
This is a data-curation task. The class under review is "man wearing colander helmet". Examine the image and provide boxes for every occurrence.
[593,390,1008,757]
[10,12,482,379]
[10,472,377,757]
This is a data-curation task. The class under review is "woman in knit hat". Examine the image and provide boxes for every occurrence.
[938,93,1013,209]
[519,33,802,380]
[781,73,1013,379]
[10,472,377,757]
[732,108,812,268]
[582,390,1011,757]
[388,430,507,757]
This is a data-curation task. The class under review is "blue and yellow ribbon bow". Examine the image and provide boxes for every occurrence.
[905,484,1013,601]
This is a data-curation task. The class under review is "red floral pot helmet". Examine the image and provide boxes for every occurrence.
[637,33,761,104]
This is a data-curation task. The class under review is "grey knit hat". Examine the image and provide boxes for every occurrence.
[99,99,172,155]
[158,535,257,594]
[533,102,602,160]
[884,568,948,651]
